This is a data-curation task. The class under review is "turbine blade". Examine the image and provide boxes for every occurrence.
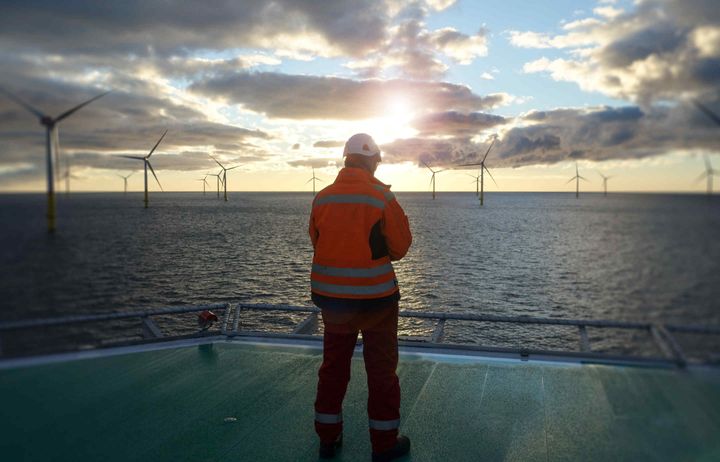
[55,91,110,122]
[695,171,708,182]
[305,178,313,184]
[117,155,145,160]
[146,161,163,191]
[146,129,168,158]
[481,138,496,163]
[566,176,577,184]
[579,175,589,182]
[705,155,712,171]
[454,163,483,168]
[484,166,498,187]
[211,156,225,169]
[227,165,240,170]
[694,100,720,127]
[0,87,45,118]
[422,161,436,173]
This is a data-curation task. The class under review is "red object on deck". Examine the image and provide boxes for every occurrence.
[198,310,218,328]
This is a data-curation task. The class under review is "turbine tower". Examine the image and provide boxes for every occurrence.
[306,167,323,195]
[597,172,613,197]
[696,156,719,195]
[118,172,134,195]
[198,175,210,195]
[118,130,166,208]
[455,138,497,206]
[0,87,109,232]
[212,157,240,202]
[567,163,588,199]
[422,161,446,200]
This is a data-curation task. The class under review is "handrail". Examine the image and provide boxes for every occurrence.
[0,303,229,331]
[1,302,718,367]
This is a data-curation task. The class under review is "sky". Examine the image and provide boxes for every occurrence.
[0,0,719,193]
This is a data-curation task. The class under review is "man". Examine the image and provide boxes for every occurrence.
[309,133,412,461]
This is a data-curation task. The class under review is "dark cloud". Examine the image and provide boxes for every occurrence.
[191,72,508,119]
[412,111,506,136]
[292,143,300,150]
[313,140,345,148]
[383,103,720,168]
[0,0,390,58]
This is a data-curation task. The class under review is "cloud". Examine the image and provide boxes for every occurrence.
[382,103,720,168]
[513,0,720,104]
[292,143,300,150]
[344,3,488,79]
[0,0,393,59]
[287,158,339,168]
[313,140,345,148]
[411,111,507,136]
[191,72,509,119]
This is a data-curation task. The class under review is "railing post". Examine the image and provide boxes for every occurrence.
[141,316,163,339]
[293,313,318,335]
[221,303,232,335]
[431,319,446,344]
[578,325,591,352]
[231,304,241,335]
[653,325,687,368]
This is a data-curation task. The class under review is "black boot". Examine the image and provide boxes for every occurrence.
[372,435,410,462]
[319,433,343,459]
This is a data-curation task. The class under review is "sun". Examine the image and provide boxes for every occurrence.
[368,96,417,143]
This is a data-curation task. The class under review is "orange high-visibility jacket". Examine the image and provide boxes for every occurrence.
[309,167,412,303]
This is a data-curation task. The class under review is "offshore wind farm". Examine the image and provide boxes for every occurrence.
[1,2,720,460]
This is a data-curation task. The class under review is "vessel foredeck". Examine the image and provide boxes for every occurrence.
[2,339,719,461]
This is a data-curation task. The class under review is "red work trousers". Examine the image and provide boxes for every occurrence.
[314,301,400,453]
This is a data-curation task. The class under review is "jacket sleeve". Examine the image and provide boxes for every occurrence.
[309,210,319,249]
[382,196,412,261]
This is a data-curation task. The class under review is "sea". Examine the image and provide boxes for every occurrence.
[1,191,719,357]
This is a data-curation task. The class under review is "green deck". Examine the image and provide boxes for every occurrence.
[1,340,719,461]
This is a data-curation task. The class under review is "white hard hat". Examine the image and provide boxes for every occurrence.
[343,133,380,157]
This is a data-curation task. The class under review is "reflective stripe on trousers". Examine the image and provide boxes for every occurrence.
[311,279,397,297]
[315,412,343,424]
[369,418,400,431]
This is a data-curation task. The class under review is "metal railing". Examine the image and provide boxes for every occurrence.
[1,302,719,368]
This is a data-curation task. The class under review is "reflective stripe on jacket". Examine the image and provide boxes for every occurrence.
[309,167,412,301]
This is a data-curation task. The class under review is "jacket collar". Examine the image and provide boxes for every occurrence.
[335,167,388,188]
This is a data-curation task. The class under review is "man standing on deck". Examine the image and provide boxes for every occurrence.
[309,133,412,461]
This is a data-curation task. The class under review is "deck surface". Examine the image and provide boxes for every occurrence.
[1,340,719,461]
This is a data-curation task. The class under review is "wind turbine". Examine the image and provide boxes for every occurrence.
[198,175,210,195]
[61,154,81,196]
[596,172,614,197]
[0,87,109,232]
[117,172,134,195]
[696,156,719,195]
[693,101,720,196]
[208,170,223,199]
[422,161,446,200]
[118,130,166,208]
[306,167,323,195]
[567,163,588,199]
[211,157,240,202]
[454,138,497,206]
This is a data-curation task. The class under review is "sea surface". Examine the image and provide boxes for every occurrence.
[1,191,719,356]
